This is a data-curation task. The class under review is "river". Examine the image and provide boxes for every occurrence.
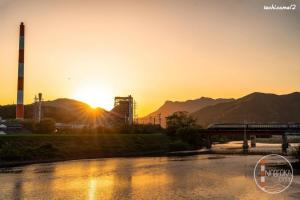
[0,154,300,200]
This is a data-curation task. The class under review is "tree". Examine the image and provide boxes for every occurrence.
[20,119,36,132]
[166,111,196,134]
[36,118,56,134]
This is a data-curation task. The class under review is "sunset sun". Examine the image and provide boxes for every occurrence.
[73,86,114,110]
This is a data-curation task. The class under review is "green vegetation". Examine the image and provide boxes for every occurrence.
[169,140,190,151]
[0,112,213,167]
[61,124,164,135]
[166,111,197,135]
[0,112,210,167]
[166,111,210,149]
[0,133,173,167]
[15,118,56,134]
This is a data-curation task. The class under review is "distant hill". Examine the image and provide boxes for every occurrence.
[0,98,110,125]
[140,97,234,127]
[191,92,300,127]
[3,92,300,128]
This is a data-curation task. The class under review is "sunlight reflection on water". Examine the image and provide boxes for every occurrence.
[0,155,299,200]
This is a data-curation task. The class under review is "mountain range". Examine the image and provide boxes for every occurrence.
[139,97,234,126]
[0,98,110,125]
[191,92,300,127]
[1,92,300,128]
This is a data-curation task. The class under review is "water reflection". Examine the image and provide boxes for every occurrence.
[13,178,23,200]
[0,155,299,200]
[88,179,97,200]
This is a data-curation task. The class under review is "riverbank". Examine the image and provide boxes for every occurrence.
[1,135,300,168]
[0,134,173,168]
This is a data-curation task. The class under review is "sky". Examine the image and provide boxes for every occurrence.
[0,0,299,117]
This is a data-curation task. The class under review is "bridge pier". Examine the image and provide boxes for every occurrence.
[250,135,256,147]
[282,133,289,155]
[243,133,249,153]
[206,135,212,149]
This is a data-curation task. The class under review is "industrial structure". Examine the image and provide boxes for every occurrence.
[148,113,162,126]
[112,95,134,125]
[34,93,43,122]
[16,22,25,119]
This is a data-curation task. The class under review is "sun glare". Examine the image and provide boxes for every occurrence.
[73,86,114,110]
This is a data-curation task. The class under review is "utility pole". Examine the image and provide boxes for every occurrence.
[133,100,138,125]
[34,93,43,122]
[37,93,43,122]
[243,120,249,153]
[158,113,162,126]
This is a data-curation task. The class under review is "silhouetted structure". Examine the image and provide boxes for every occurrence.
[16,22,25,119]
[112,95,134,125]
[34,93,43,122]
[206,123,300,154]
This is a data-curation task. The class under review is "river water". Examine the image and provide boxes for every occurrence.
[0,155,300,200]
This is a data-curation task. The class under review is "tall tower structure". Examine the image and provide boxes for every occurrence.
[16,22,25,119]
[37,93,43,122]
[34,93,43,122]
[112,95,134,125]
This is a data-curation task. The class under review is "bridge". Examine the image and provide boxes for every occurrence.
[202,123,300,154]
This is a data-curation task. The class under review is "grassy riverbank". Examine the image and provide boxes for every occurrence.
[0,134,175,167]
[2,134,299,168]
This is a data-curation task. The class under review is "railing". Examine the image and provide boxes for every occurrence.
[208,123,300,130]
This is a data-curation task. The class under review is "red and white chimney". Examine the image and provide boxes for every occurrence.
[16,22,25,119]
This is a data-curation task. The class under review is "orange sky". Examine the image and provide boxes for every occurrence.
[0,0,299,117]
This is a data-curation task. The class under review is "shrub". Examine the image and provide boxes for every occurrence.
[96,125,114,134]
[176,127,204,147]
[35,118,56,134]
[166,111,196,135]
[20,119,36,132]
[0,144,24,160]
[0,143,59,161]
[109,124,163,134]
[169,140,190,151]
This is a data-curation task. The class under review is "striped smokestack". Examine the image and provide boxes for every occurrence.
[16,22,25,119]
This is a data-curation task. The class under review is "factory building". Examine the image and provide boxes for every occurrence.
[111,95,134,125]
